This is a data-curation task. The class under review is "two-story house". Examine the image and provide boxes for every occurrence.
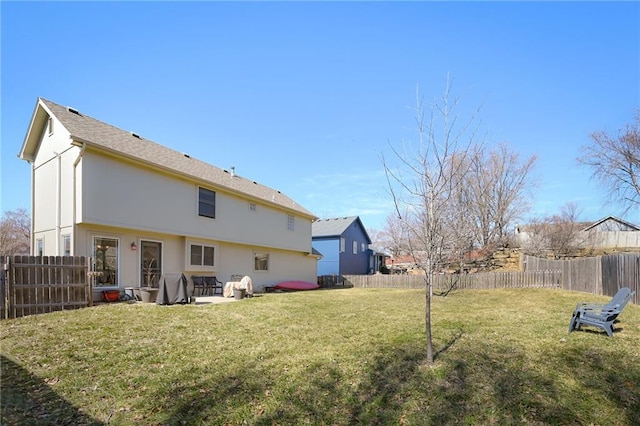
[312,216,373,275]
[19,98,318,297]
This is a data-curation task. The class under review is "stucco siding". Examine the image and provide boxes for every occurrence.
[79,152,312,252]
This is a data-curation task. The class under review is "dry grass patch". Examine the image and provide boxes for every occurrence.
[2,288,639,425]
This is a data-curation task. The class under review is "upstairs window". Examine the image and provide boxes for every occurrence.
[340,238,345,253]
[353,241,358,254]
[47,117,54,135]
[198,187,216,219]
[287,214,295,231]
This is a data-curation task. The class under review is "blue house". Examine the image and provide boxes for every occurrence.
[312,216,373,276]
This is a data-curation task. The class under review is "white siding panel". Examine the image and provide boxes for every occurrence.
[75,225,317,293]
[216,243,317,291]
[80,152,312,252]
[33,159,57,233]
[59,150,77,228]
[32,116,72,168]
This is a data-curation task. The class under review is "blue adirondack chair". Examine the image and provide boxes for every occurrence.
[568,287,635,337]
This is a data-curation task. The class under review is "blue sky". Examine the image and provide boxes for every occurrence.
[1,1,639,232]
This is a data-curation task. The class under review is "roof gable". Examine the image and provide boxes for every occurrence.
[582,216,640,232]
[19,98,316,219]
[312,216,372,243]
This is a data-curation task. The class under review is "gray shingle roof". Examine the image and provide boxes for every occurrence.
[37,98,315,218]
[312,216,361,237]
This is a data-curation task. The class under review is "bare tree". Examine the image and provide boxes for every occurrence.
[578,112,640,212]
[375,213,411,257]
[519,202,586,259]
[382,79,481,363]
[0,208,31,256]
[479,144,536,247]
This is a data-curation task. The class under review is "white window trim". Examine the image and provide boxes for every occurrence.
[340,237,345,253]
[197,186,216,219]
[36,238,44,256]
[91,235,120,288]
[353,241,358,254]
[185,240,218,271]
[254,251,270,272]
[62,234,71,256]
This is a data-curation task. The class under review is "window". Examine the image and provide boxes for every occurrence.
[254,252,269,271]
[198,187,216,218]
[340,238,345,253]
[36,239,44,256]
[92,237,119,287]
[47,117,54,135]
[353,241,358,254]
[62,235,71,256]
[190,244,215,267]
[249,202,257,212]
[361,243,366,252]
[287,214,295,231]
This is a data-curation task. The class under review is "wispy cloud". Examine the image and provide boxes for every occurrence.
[291,169,394,229]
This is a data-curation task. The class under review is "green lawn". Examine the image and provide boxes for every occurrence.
[2,288,639,425]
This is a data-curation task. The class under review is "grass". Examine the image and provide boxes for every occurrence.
[1,288,639,425]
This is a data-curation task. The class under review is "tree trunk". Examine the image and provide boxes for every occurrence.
[425,269,434,363]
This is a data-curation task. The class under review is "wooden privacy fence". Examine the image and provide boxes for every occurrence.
[1,256,92,319]
[320,270,562,292]
[320,252,639,305]
[522,253,639,305]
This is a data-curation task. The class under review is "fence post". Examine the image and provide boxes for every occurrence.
[87,256,93,307]
[3,257,11,320]
[0,256,11,319]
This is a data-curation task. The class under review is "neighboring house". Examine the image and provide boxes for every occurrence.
[19,98,319,297]
[516,215,640,251]
[581,216,640,249]
[581,216,640,232]
[312,216,374,275]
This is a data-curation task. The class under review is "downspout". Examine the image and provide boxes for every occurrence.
[54,151,61,255]
[72,142,86,256]
[30,160,35,255]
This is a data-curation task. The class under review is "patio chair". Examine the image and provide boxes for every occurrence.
[568,288,635,337]
[205,276,224,296]
[574,287,633,315]
[191,276,207,296]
